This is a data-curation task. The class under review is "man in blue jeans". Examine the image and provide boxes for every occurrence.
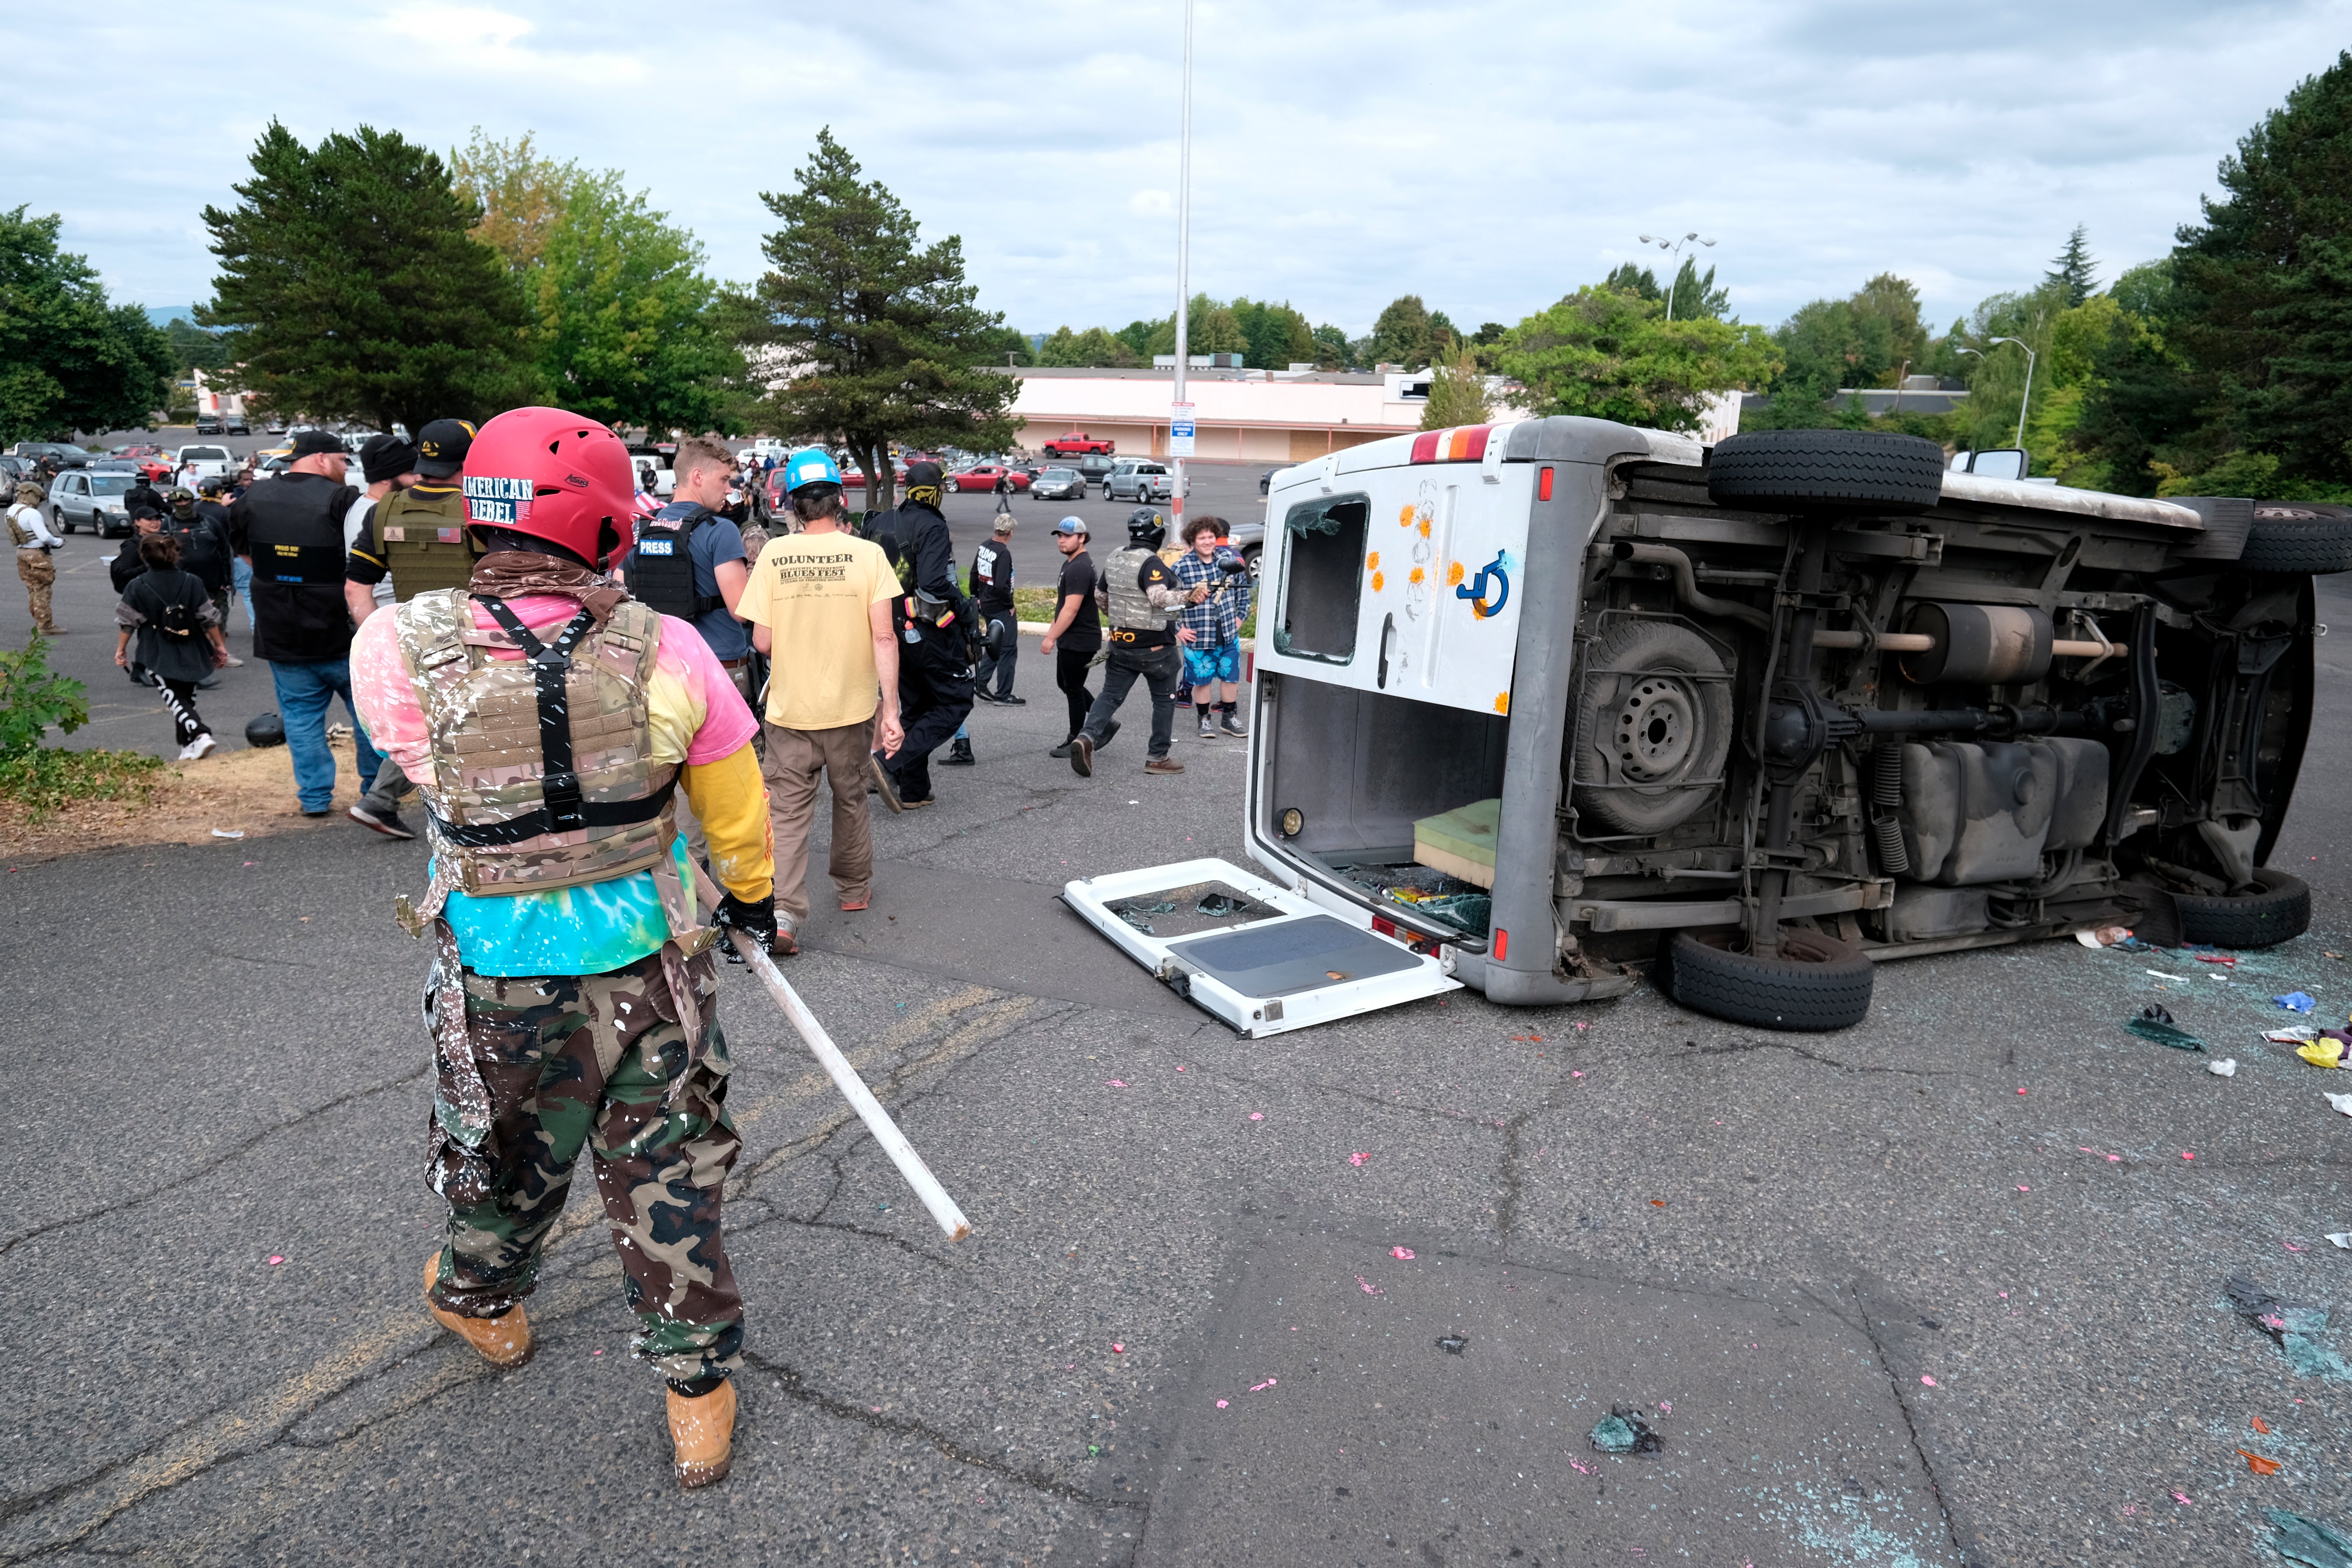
[228,431,382,816]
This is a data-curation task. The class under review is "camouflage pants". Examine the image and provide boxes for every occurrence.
[17,550,58,632]
[424,947,745,1385]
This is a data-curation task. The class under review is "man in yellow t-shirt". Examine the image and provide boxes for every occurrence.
[737,450,905,941]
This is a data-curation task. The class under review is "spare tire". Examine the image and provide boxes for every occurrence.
[2173,868,2311,948]
[1572,619,1732,835]
[1659,928,1875,1031]
[2240,506,2352,574]
[245,710,286,748]
[1706,430,1946,514]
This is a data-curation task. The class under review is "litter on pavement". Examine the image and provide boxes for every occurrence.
[2327,1234,2352,1249]
[2210,1058,2239,1077]
[2267,1508,2352,1568]
[2226,1274,2352,1383]
[2278,992,2320,1013]
[1589,1406,1661,1455]
[2127,1005,2205,1051]
[2300,1039,2347,1070]
[2326,1093,2352,1118]
[2270,1026,2323,1044]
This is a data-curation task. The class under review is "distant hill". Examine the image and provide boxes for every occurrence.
[145,306,203,329]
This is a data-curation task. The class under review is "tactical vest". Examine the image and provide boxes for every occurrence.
[1103,545,1176,647]
[374,484,479,602]
[390,588,715,1157]
[629,506,723,622]
[7,505,35,548]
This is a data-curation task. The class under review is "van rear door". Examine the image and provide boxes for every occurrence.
[1254,423,1533,716]
[1061,859,1458,1037]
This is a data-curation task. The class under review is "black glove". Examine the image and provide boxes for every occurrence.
[713,891,778,962]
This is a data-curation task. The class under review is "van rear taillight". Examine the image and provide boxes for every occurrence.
[1492,928,1509,961]
[1537,466,1554,501]
[1409,426,1492,464]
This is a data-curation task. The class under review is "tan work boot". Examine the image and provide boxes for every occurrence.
[421,1251,535,1369]
[668,1380,737,1488]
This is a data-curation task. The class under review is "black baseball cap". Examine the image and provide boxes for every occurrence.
[288,430,347,458]
[414,419,475,478]
[359,432,419,485]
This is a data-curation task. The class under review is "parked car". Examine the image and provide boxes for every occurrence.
[14,442,90,469]
[265,420,286,434]
[1042,431,1116,456]
[173,444,237,484]
[1032,466,1086,501]
[1105,460,1174,504]
[950,463,1032,493]
[48,470,137,537]
[1072,453,1117,491]
[194,416,225,435]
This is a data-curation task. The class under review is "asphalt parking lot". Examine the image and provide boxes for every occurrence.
[7,476,2352,1566]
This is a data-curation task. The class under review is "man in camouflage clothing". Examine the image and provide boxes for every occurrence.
[352,406,780,1488]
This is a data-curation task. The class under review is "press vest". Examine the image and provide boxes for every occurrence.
[1103,544,1177,648]
[372,484,479,601]
[629,506,723,623]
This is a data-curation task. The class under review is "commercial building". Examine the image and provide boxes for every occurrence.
[1005,366,1738,460]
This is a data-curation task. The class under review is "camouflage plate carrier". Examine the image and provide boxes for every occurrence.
[374,484,481,601]
[389,587,717,1149]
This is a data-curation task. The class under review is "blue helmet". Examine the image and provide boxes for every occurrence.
[783,448,842,493]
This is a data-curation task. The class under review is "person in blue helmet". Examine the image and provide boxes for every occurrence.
[734,448,905,938]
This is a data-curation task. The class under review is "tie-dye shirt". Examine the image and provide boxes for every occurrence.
[350,592,758,977]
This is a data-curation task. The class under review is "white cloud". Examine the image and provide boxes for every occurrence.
[8,0,2351,340]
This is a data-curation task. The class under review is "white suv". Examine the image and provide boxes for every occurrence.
[1105,460,1174,504]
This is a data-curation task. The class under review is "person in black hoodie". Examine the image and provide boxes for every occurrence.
[228,431,384,816]
[114,531,227,760]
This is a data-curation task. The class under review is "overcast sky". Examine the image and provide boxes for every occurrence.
[10,1,2347,339]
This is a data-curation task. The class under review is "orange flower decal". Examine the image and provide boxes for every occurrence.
[1419,518,1432,538]
[1409,567,1425,585]
[1447,560,1465,586]
[1372,571,1385,592]
[1398,505,1415,527]
[1366,550,1380,572]
[1494,692,1510,715]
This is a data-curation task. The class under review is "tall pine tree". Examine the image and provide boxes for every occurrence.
[2046,225,2098,308]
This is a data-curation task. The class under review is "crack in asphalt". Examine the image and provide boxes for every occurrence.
[0,1064,431,1262]
[1824,1281,1971,1567]
[741,1348,1147,1516]
[1671,1037,1947,1077]
[1494,1115,1527,1237]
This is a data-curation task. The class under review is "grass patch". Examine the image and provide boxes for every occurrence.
[0,746,166,821]
[1009,583,1257,640]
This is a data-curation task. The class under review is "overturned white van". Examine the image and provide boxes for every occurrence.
[1066,418,2340,1035]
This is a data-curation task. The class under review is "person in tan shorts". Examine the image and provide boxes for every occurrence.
[734,449,904,946]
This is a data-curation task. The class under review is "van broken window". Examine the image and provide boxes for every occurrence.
[1275,494,1369,663]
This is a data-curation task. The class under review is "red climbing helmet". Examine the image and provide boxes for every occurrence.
[458,406,636,568]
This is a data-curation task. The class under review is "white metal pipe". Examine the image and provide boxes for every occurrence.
[1169,0,1193,527]
[1810,628,2124,658]
[690,863,972,1243]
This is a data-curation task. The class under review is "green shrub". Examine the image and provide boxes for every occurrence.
[0,635,162,821]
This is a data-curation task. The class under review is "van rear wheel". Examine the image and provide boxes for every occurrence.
[1706,430,1946,513]
[2173,868,2311,948]
[1659,928,1875,1031]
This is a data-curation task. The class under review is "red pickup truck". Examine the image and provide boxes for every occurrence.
[1042,431,1116,456]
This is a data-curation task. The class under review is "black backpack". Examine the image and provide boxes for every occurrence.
[134,571,204,640]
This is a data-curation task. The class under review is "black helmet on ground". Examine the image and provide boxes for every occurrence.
[1127,508,1164,549]
[245,710,286,747]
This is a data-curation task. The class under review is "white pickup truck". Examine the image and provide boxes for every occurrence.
[1067,419,2338,1037]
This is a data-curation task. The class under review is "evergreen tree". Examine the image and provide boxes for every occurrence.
[2173,51,2352,488]
[1602,263,1661,302]
[1419,338,1492,430]
[746,129,1017,508]
[1664,259,1729,321]
[1497,287,1778,432]
[201,122,533,436]
[2045,225,2098,308]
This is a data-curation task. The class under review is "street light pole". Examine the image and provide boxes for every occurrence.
[1168,0,1194,530]
[1638,231,1717,322]
[1989,335,2036,450]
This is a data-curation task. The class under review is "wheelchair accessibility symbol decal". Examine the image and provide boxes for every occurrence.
[1454,551,1514,620]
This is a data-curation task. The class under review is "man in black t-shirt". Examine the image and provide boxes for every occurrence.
[968,514,1020,703]
[1037,517,1102,757]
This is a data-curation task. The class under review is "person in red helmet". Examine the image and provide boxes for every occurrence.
[350,405,777,1490]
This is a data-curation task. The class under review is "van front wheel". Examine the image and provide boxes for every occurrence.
[1659,928,1874,1031]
